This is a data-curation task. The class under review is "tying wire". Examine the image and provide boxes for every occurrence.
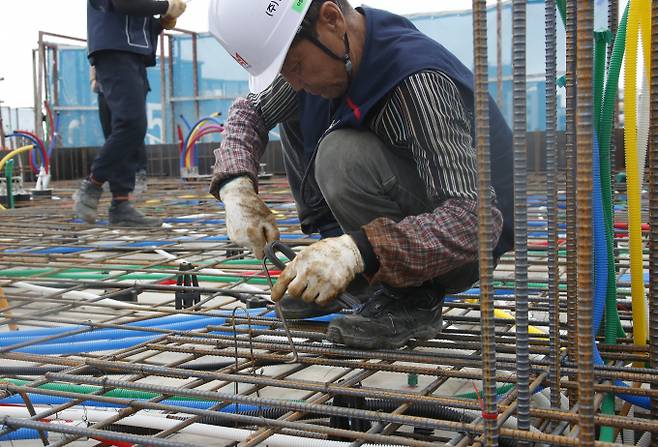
[262,243,300,364]
[231,306,265,417]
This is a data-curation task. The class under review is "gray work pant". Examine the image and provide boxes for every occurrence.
[280,125,478,293]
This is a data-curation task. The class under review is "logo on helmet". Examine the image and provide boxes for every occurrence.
[292,0,306,13]
[266,1,280,17]
[233,52,252,69]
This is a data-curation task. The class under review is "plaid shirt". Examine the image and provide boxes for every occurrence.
[211,71,503,288]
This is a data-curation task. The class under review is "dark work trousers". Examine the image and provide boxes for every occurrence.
[91,51,149,196]
[97,91,147,173]
[281,126,479,294]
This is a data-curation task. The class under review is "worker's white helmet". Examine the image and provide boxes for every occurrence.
[209,0,314,93]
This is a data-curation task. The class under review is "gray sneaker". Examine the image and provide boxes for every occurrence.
[108,201,162,227]
[134,170,148,197]
[73,179,103,223]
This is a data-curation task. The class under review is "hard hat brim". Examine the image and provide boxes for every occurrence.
[248,45,288,93]
[248,10,304,94]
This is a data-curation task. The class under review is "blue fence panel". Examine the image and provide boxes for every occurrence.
[46,2,591,148]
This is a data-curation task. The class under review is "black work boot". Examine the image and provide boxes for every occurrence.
[73,178,103,223]
[108,201,162,227]
[278,276,371,320]
[326,286,444,349]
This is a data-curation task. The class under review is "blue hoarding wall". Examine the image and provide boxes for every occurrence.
[48,0,607,148]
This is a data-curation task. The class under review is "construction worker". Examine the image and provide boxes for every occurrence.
[90,66,148,196]
[74,0,186,226]
[208,0,514,349]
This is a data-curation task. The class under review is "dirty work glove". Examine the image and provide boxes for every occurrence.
[160,15,177,30]
[219,176,279,259]
[271,235,365,305]
[164,0,186,19]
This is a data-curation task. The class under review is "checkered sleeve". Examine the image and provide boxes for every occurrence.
[363,198,502,287]
[210,76,298,199]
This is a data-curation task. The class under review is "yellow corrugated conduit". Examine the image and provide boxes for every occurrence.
[623,0,649,349]
[0,145,35,211]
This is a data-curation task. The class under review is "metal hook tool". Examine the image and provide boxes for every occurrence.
[262,242,300,364]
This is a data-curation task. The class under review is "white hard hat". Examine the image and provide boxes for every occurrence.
[209,0,314,93]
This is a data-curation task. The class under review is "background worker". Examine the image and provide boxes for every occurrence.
[90,66,148,196]
[74,0,186,226]
[208,0,514,349]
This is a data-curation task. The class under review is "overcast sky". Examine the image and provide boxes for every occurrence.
[0,1,503,109]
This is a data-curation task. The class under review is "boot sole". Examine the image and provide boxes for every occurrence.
[326,320,442,350]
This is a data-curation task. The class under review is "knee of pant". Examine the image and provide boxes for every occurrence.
[314,130,353,200]
[315,129,386,200]
[113,114,147,138]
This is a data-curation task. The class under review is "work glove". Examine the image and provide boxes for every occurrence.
[160,15,177,30]
[271,235,365,305]
[164,0,186,19]
[219,176,279,259]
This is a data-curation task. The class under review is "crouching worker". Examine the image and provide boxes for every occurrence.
[207,0,514,349]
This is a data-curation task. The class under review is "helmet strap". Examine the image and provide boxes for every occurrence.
[300,31,353,83]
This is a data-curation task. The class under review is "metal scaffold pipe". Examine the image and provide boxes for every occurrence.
[575,0,595,444]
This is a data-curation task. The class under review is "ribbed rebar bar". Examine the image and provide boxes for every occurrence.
[544,0,562,412]
[472,0,498,445]
[512,0,530,440]
[496,0,504,109]
[564,0,578,408]
[575,0,595,444]
[650,1,658,444]
[2,416,199,447]
[607,0,618,176]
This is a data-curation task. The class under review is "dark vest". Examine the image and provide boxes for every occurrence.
[87,0,162,66]
[298,7,514,258]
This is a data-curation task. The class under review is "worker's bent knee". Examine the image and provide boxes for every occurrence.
[315,129,389,194]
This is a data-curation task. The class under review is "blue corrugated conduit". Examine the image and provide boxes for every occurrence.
[0,309,340,355]
[0,427,45,441]
[591,135,650,410]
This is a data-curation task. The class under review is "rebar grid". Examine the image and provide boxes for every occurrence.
[0,4,657,447]
[0,175,655,445]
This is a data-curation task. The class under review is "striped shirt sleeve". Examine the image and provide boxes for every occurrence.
[210,76,298,198]
[362,71,503,287]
